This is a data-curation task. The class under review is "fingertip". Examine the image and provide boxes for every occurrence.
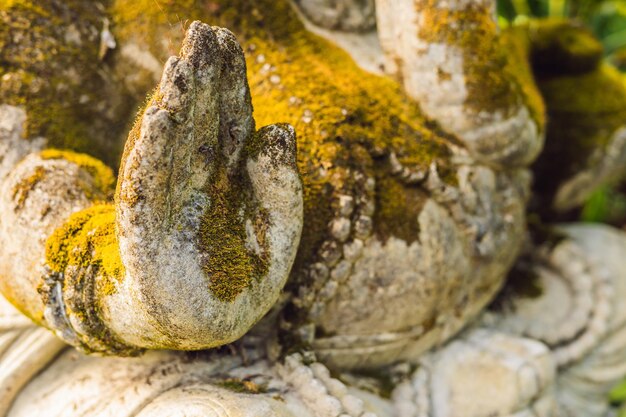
[253,124,298,167]
[133,106,174,171]
[180,21,221,71]
[213,27,246,67]
[140,106,173,138]
[158,57,193,120]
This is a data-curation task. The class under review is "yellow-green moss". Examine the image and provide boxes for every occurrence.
[502,26,547,132]
[118,86,271,302]
[498,19,626,214]
[198,166,270,302]
[0,0,49,15]
[538,64,626,117]
[42,206,140,355]
[45,204,124,296]
[11,165,45,209]
[0,0,135,166]
[115,87,160,209]
[40,149,116,200]
[216,378,267,394]
[373,173,426,243]
[526,18,603,75]
[532,63,626,203]
[220,0,452,267]
[109,0,200,57]
[415,0,542,127]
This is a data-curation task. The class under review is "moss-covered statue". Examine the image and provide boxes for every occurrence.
[1,0,626,416]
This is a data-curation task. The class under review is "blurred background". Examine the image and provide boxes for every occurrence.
[498,0,626,227]
[498,0,626,73]
[495,0,626,412]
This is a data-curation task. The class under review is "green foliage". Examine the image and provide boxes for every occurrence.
[611,379,626,416]
[612,379,626,403]
[581,185,626,223]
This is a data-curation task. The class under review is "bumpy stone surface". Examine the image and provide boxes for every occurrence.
[492,237,612,367]
[491,225,626,417]
[2,323,383,417]
[306,166,529,369]
[392,329,557,417]
[0,297,66,416]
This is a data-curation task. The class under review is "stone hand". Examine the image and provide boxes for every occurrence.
[7,22,303,354]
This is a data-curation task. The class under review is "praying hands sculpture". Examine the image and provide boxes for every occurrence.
[1,0,626,416]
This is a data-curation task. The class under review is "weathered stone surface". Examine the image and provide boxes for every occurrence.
[107,22,303,351]
[376,0,545,167]
[491,225,626,416]
[1,1,626,416]
[295,0,376,31]
[392,329,557,417]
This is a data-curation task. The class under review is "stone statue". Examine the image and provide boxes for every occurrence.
[1,0,626,415]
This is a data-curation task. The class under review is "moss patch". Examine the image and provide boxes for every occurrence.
[501,26,547,133]
[110,0,456,293]
[415,0,544,129]
[373,171,426,243]
[0,0,138,166]
[497,19,626,215]
[531,63,626,206]
[123,87,271,303]
[198,166,270,303]
[43,204,141,355]
[220,0,453,269]
[45,204,124,296]
[216,377,267,394]
[526,18,603,75]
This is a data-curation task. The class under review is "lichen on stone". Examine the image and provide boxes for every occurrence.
[198,165,270,303]
[11,165,45,209]
[45,204,124,295]
[415,0,543,127]
[0,0,136,166]
[39,149,116,200]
